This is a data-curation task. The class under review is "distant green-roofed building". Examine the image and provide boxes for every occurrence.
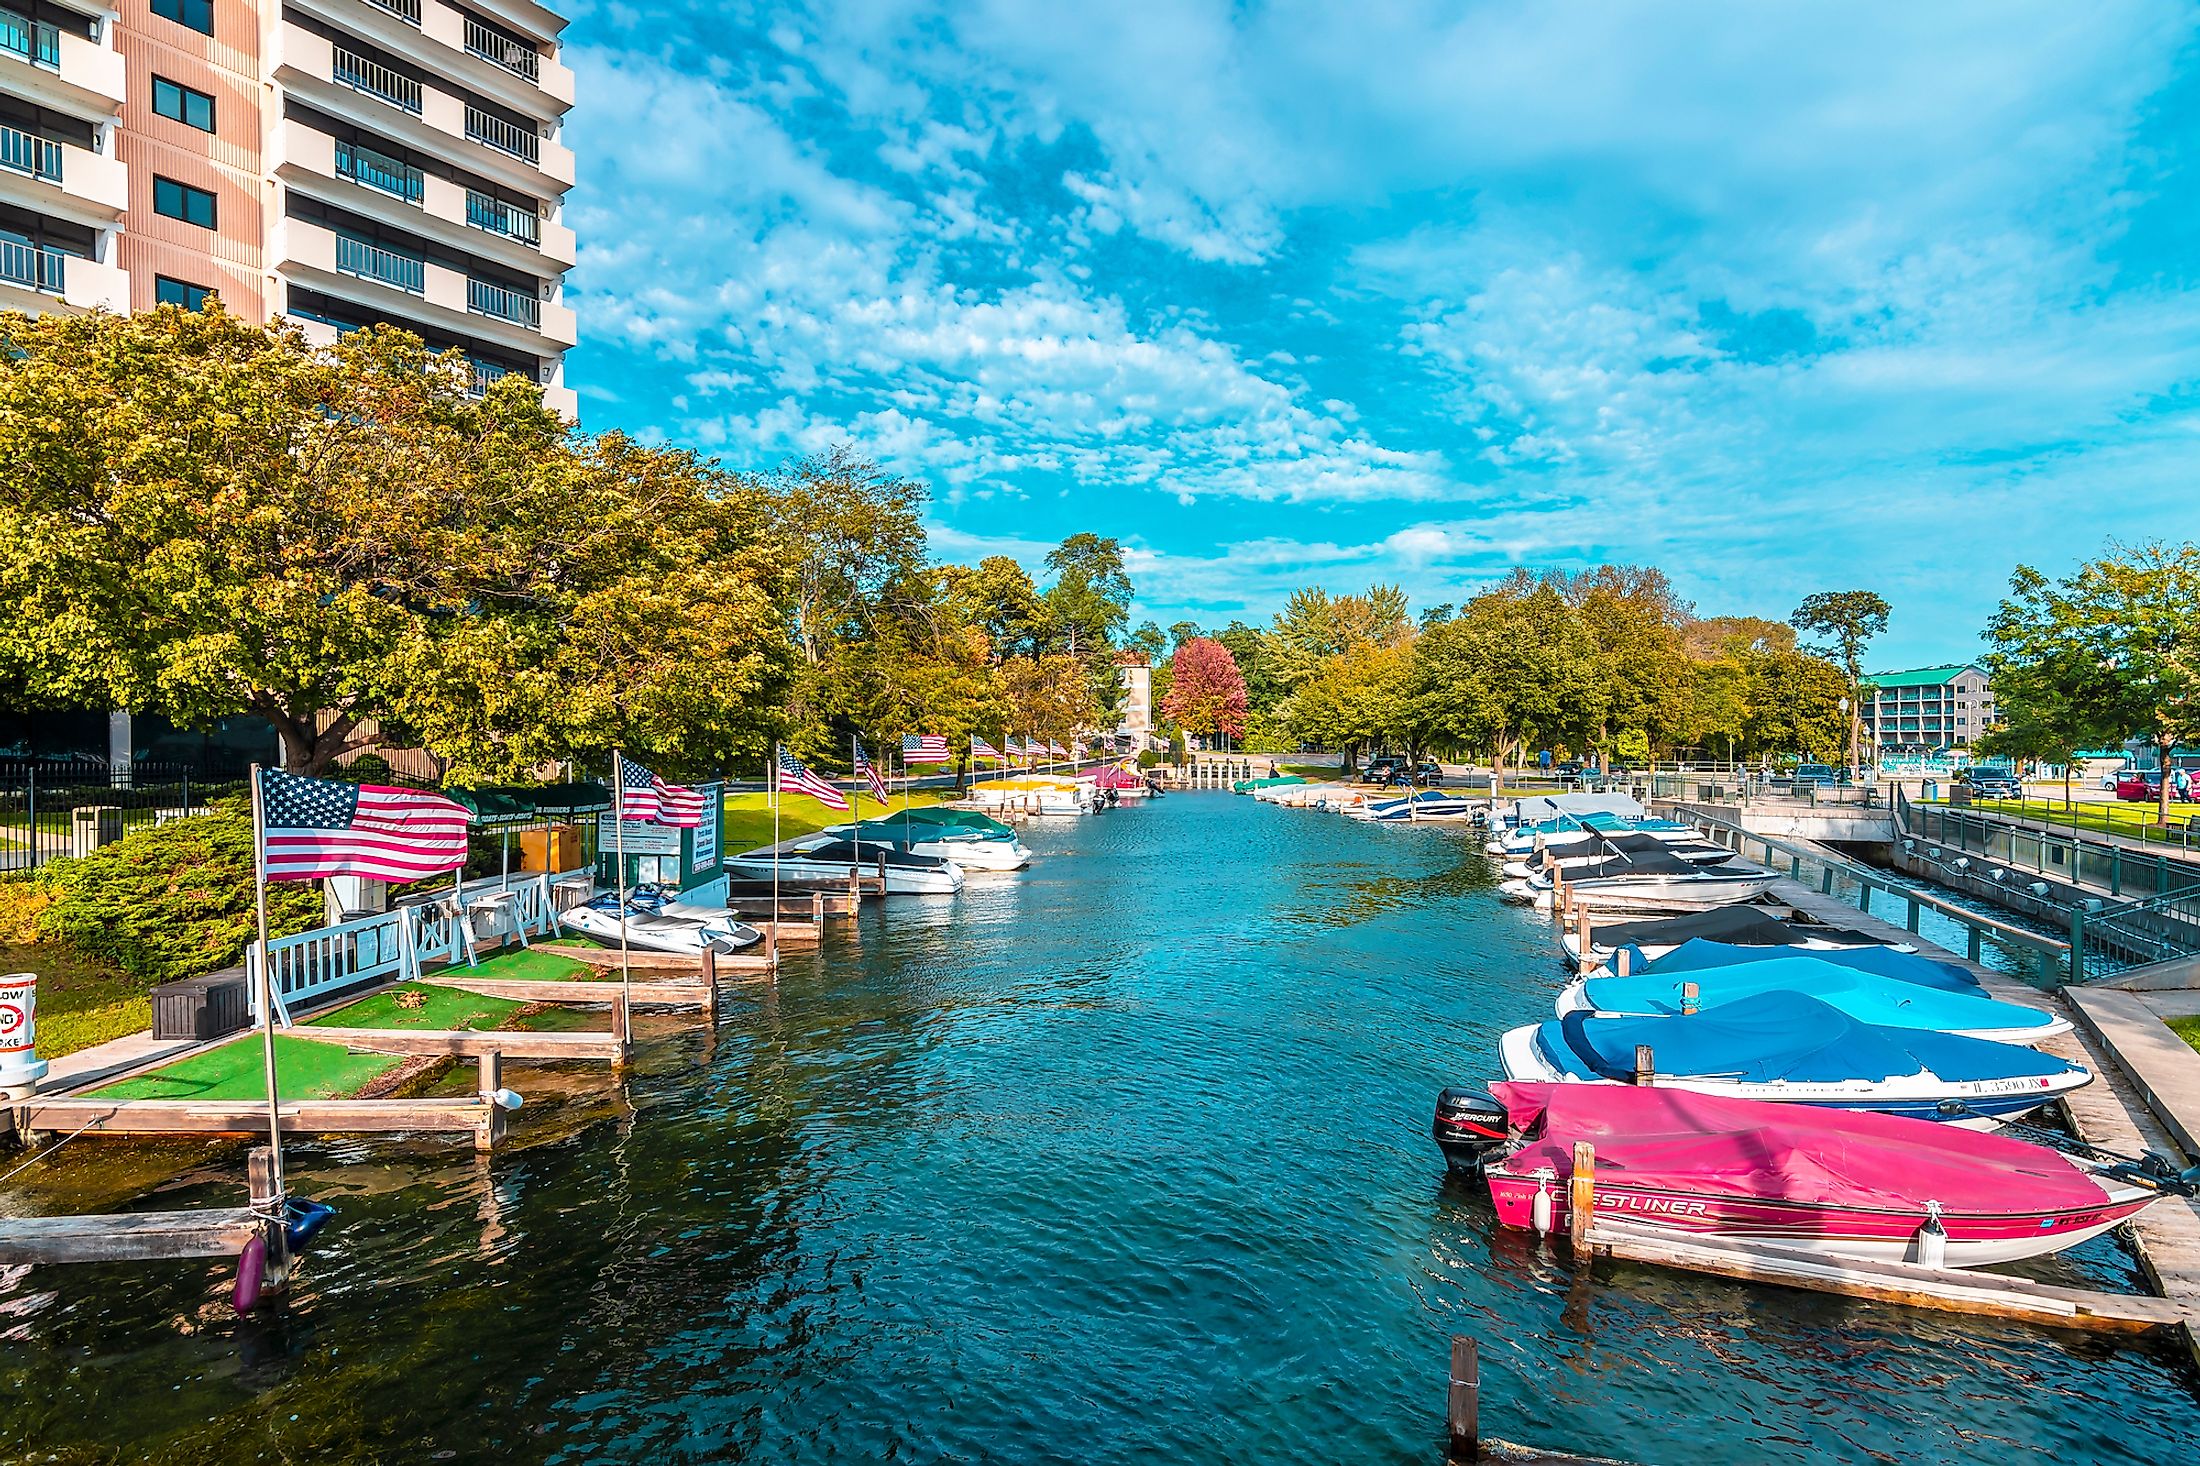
[1862,664,1997,752]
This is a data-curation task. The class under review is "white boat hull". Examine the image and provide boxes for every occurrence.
[558,903,760,955]
[720,855,966,894]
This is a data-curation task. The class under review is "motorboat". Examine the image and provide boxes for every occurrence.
[1352,788,1480,822]
[1091,764,1153,800]
[722,835,966,894]
[825,811,1032,871]
[558,891,761,954]
[967,777,1094,817]
[1432,1082,2163,1265]
[1519,848,1779,914]
[1557,952,2070,1045]
[1498,991,2089,1125]
[1502,831,1734,877]
[1618,938,1983,994]
[1561,906,1909,970]
[1489,811,1702,857]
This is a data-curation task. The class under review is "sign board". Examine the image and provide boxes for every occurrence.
[595,813,682,857]
[691,784,721,873]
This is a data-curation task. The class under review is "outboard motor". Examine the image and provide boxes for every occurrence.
[1432,1087,1510,1173]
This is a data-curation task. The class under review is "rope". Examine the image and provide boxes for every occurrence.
[0,1117,104,1186]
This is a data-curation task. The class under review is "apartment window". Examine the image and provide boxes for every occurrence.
[154,275,211,309]
[152,175,215,228]
[152,77,214,132]
[150,0,213,35]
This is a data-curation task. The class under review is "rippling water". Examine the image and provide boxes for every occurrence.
[1,793,2195,1463]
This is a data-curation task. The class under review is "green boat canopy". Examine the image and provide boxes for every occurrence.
[448,788,539,828]
[893,807,1016,835]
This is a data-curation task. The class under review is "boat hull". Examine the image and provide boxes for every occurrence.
[720,856,965,894]
[1539,873,1781,914]
[558,904,760,955]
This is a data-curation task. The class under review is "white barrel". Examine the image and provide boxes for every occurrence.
[0,971,49,1091]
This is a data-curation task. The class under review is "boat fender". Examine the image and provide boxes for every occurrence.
[491,1088,525,1111]
[1531,1174,1554,1236]
[232,1233,266,1314]
[1916,1200,1948,1269]
[283,1196,336,1253]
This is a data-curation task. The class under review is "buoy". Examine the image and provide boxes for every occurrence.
[1916,1200,1948,1268]
[232,1233,267,1314]
[491,1088,524,1111]
[284,1196,336,1253]
[1530,1172,1555,1235]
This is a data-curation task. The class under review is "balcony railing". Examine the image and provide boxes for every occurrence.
[335,234,425,295]
[465,358,507,398]
[0,9,58,70]
[464,106,538,163]
[0,238,66,295]
[364,0,420,24]
[465,190,538,243]
[463,16,538,81]
[467,277,537,328]
[335,139,423,204]
[0,122,60,182]
[333,48,423,115]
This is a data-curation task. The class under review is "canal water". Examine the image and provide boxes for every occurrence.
[3,792,2197,1463]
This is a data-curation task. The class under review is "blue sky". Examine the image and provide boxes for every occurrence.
[557,1,2200,668]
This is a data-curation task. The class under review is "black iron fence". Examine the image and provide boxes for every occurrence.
[0,764,248,873]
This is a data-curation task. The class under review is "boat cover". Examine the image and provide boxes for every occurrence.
[1511,793,1646,822]
[1494,1081,2105,1213]
[1559,844,1703,880]
[1580,955,2058,1035]
[900,809,1016,834]
[1591,908,1837,950]
[1640,939,1982,994]
[1538,991,2077,1085]
[1092,765,1150,790]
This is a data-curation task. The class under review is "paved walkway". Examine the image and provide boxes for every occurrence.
[1772,876,2200,1363]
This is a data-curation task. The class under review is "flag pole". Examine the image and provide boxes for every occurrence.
[612,752,632,1044]
[771,744,781,920]
[248,765,288,1207]
[851,734,862,825]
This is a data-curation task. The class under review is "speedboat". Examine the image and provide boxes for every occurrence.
[1562,906,1909,970]
[1498,992,2089,1125]
[967,777,1094,817]
[1557,953,2070,1045]
[1523,852,1779,914]
[559,892,761,954]
[1433,1082,2162,1265]
[825,811,1032,871]
[1091,765,1152,800]
[1353,788,1479,822]
[722,836,966,894]
[1615,938,1982,994]
[1504,832,1734,877]
[1489,811,1702,857]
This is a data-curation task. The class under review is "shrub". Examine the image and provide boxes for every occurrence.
[35,806,322,983]
[0,876,50,943]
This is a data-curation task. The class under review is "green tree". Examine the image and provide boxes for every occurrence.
[1043,533,1132,657]
[1408,584,1605,797]
[1791,589,1892,774]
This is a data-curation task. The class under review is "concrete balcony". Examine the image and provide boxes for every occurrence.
[310,0,570,121]
[272,20,574,200]
[62,251,125,310]
[0,130,127,226]
[271,214,571,357]
[272,117,571,277]
[540,381,575,418]
[0,25,124,120]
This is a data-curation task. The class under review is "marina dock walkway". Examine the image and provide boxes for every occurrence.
[1771,876,2200,1359]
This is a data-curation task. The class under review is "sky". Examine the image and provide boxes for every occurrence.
[556,1,2200,670]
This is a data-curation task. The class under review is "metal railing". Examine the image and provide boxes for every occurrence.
[465,189,539,242]
[0,8,58,69]
[0,237,65,295]
[467,276,538,327]
[466,357,507,397]
[363,0,421,23]
[333,47,423,114]
[0,121,58,180]
[0,768,244,874]
[334,138,423,203]
[464,105,538,162]
[336,233,426,294]
[463,16,538,80]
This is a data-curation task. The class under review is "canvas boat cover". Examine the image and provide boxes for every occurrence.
[1538,991,2077,1086]
[900,808,1016,834]
[1580,955,2058,1035]
[1641,938,1982,994]
[1092,765,1149,789]
[1559,843,1703,880]
[1494,1081,2105,1214]
[1591,908,1848,950]
[1510,792,1646,822]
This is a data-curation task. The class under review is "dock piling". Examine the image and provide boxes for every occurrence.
[1633,1045,1654,1086]
[246,1145,291,1291]
[1568,1141,1597,1254]
[1445,1335,1479,1463]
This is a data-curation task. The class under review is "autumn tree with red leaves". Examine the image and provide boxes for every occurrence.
[1162,637,1250,744]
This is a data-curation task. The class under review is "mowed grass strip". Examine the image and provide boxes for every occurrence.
[721,788,951,851]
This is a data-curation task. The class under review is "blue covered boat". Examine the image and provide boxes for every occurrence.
[1500,991,2088,1125]
[1352,788,1477,821]
[1557,953,2071,1045]
[1619,937,1983,994]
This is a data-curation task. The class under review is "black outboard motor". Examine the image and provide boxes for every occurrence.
[1433,1087,1510,1173]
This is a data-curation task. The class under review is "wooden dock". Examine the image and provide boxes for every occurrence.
[304,1025,628,1062]
[415,971,712,1011]
[12,1095,508,1150]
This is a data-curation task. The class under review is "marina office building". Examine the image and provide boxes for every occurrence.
[1862,665,1998,753]
[0,0,576,415]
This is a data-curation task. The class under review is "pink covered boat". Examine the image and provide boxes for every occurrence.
[1456,1082,2158,1266]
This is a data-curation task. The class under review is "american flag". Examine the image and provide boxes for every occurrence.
[777,747,850,811]
[903,733,950,764]
[972,735,1001,759]
[616,752,706,827]
[259,770,471,883]
[1048,739,1068,756]
[853,736,889,803]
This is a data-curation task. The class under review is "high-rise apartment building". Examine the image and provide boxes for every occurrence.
[1863,665,1999,753]
[0,0,576,415]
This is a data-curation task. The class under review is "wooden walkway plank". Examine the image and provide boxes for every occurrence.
[533,942,778,976]
[13,1097,498,1145]
[415,973,708,1009]
[303,1025,626,1061]
[0,1209,261,1264]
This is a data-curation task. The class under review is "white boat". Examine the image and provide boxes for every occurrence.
[826,815,1032,871]
[967,776,1095,817]
[1559,907,1911,970]
[1354,789,1480,822]
[558,892,762,954]
[722,835,966,894]
[1487,812,1703,857]
[1522,864,1781,914]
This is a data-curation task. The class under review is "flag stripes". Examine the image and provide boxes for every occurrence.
[615,751,705,827]
[260,770,471,883]
[778,747,850,811]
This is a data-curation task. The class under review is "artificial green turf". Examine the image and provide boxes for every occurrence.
[305,984,522,1033]
[91,1031,402,1102]
[454,945,593,983]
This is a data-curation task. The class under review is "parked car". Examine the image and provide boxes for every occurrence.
[1360,756,1404,786]
[1413,760,1444,787]
[1790,763,1839,788]
[1956,767,2023,800]
[2116,770,2163,801]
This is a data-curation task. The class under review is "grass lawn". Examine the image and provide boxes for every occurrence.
[1965,797,2200,840]
[0,940,155,1061]
[2168,1015,2200,1058]
[721,788,951,851]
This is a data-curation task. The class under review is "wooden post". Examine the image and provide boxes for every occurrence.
[1576,908,1593,957]
[1445,1335,1479,1464]
[1615,947,1631,977]
[1681,980,1699,1016]
[765,920,779,972]
[475,1051,504,1153]
[811,890,825,927]
[610,992,631,1070]
[1569,1141,1596,1254]
[478,1049,501,1097]
[247,1145,291,1289]
[1634,1044,1654,1086]
[701,946,720,1021]
[847,869,861,907]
